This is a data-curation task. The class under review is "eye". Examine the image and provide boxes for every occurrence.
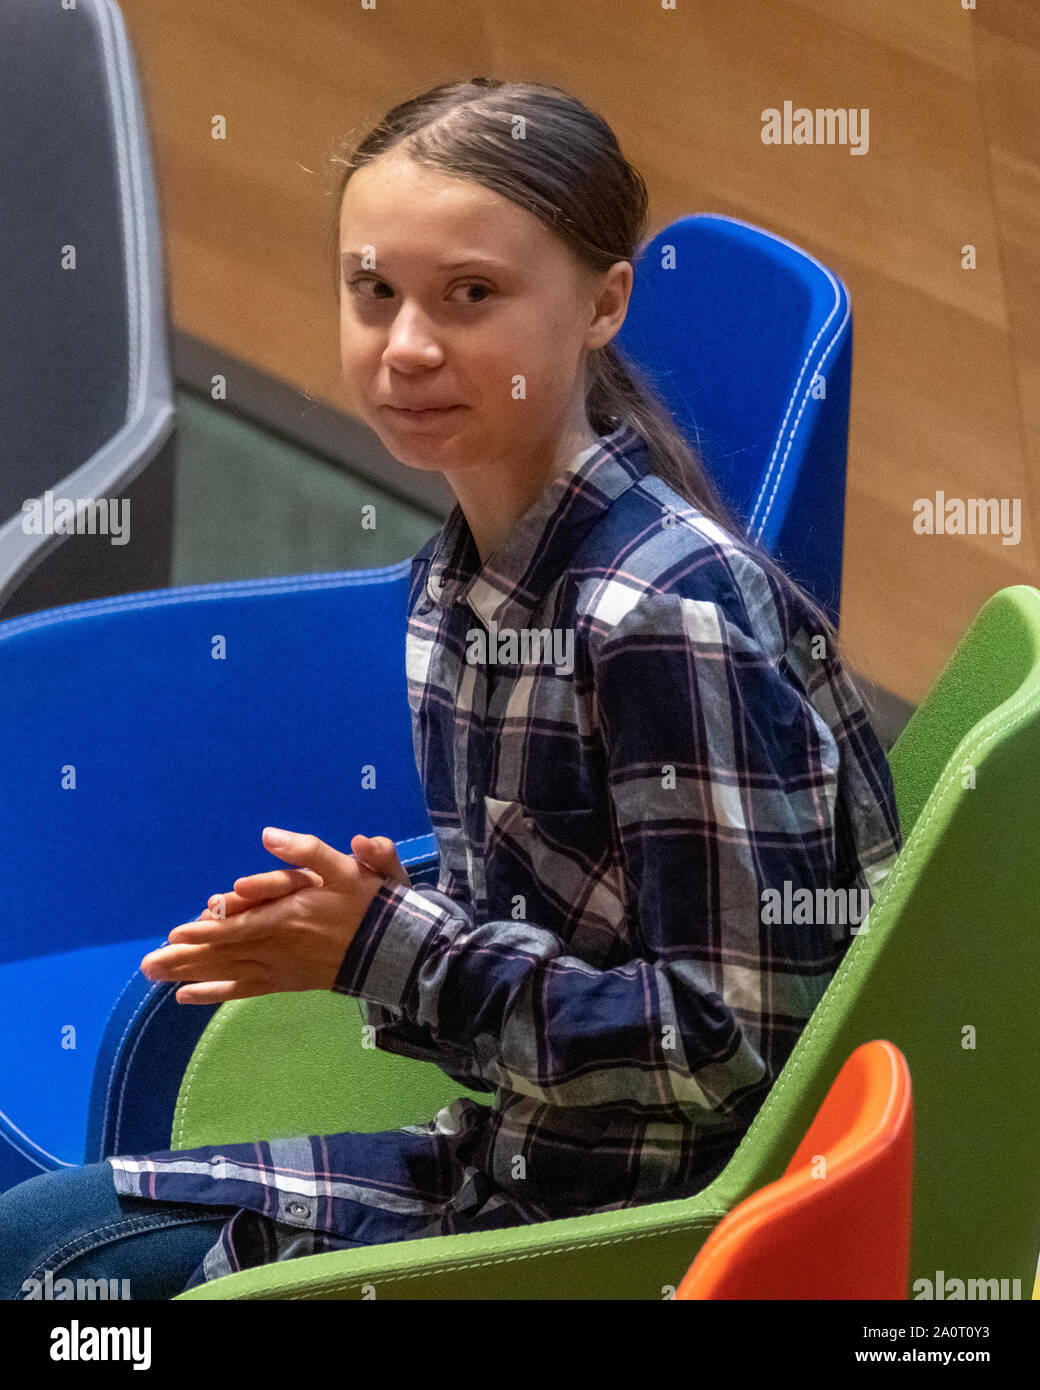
[451,282,493,304]
[347,276,393,300]
[346,276,492,305]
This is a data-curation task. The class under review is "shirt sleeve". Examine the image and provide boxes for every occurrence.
[353,887,497,1094]
[333,592,847,1123]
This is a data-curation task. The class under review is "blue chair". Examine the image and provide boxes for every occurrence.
[0,567,438,1188]
[616,213,852,623]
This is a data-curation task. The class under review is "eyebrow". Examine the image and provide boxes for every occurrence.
[340,251,510,273]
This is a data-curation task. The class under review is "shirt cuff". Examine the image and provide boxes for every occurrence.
[331,879,465,1011]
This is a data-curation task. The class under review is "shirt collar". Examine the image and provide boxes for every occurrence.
[423,420,652,631]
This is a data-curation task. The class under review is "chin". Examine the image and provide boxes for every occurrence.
[386,447,455,473]
[376,429,457,465]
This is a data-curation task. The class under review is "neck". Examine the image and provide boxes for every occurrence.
[445,422,601,565]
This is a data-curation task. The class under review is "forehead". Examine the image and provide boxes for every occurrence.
[338,154,549,262]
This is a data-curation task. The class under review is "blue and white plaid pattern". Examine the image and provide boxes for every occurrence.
[109,421,902,1292]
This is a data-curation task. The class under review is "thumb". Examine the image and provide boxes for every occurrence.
[261,827,356,888]
[352,835,409,886]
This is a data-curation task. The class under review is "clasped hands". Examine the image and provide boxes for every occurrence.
[140,828,412,1005]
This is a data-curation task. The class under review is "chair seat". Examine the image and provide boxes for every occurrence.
[0,933,160,1171]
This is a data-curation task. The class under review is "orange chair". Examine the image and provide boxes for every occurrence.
[675,1040,913,1300]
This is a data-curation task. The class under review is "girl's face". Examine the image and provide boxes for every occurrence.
[337,149,631,477]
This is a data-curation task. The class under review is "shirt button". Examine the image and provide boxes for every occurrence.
[468,785,477,803]
[288,1201,310,1219]
[523,816,534,830]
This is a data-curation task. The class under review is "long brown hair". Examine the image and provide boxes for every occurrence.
[327,77,843,659]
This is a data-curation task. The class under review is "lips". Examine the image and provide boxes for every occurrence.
[383,404,465,425]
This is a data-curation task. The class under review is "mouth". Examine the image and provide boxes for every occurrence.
[383,405,465,421]
[380,403,467,422]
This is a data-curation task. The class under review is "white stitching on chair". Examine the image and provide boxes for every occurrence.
[0,563,414,640]
[752,294,850,541]
[111,983,179,1151]
[694,215,846,540]
[100,967,162,1147]
[0,1108,76,1170]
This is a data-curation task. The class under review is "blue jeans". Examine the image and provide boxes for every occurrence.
[0,1160,237,1301]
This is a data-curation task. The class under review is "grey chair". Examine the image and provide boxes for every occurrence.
[0,0,176,619]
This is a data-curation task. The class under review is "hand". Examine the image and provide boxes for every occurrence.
[198,834,410,923]
[140,828,392,1005]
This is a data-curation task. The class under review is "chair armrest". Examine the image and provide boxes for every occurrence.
[173,1193,733,1300]
[170,990,492,1150]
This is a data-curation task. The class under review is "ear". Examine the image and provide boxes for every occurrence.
[588,260,633,351]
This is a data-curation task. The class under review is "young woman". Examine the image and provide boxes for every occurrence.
[0,78,901,1300]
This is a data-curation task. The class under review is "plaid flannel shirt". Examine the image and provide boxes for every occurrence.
[109,420,902,1292]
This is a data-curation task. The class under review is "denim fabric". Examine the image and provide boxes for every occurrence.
[0,1160,237,1300]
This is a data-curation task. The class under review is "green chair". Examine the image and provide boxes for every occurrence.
[173,585,1040,1299]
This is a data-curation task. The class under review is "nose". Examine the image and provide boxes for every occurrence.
[381,301,446,369]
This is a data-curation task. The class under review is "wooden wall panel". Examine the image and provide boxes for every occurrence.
[120,0,1038,703]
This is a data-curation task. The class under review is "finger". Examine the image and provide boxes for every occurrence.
[201,869,323,920]
[144,927,276,973]
[350,834,383,863]
[350,835,395,876]
[226,868,323,903]
[175,979,264,1006]
[168,887,302,946]
[378,839,412,884]
[142,944,231,981]
[262,829,358,888]
[198,892,254,920]
[352,834,409,885]
[166,912,270,947]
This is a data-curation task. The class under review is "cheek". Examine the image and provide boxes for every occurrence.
[476,323,559,400]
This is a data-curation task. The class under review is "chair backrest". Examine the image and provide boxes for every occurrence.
[0,0,176,619]
[705,584,1040,1295]
[616,214,851,622]
[675,1040,913,1299]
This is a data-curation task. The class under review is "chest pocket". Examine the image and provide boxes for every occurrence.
[483,796,627,965]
